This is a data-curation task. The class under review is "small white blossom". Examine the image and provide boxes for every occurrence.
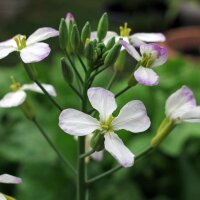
[0,27,59,63]
[0,82,56,108]
[166,85,200,123]
[59,87,150,167]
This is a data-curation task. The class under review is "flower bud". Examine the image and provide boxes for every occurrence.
[59,18,68,49]
[21,100,36,120]
[61,57,73,84]
[90,130,104,151]
[81,21,91,45]
[114,50,126,71]
[104,43,121,67]
[151,118,175,148]
[106,37,115,50]
[97,13,108,41]
[70,24,80,52]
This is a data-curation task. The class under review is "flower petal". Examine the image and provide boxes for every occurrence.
[87,87,117,122]
[0,194,6,200]
[59,109,99,136]
[20,42,50,63]
[112,100,151,133]
[165,86,196,121]
[21,83,57,96]
[134,66,159,86]
[140,44,168,67]
[26,27,59,45]
[132,33,166,42]
[181,106,200,123]
[91,151,104,161]
[0,91,26,108]
[104,132,134,167]
[129,36,146,47]
[0,46,16,59]
[0,38,17,48]
[0,174,22,184]
[120,40,141,61]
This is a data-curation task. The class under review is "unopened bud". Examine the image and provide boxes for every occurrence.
[106,37,115,50]
[97,13,108,41]
[59,18,68,49]
[81,21,91,45]
[21,100,36,120]
[70,24,80,52]
[90,130,104,151]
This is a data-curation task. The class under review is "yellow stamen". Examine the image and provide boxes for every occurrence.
[119,22,132,37]
[100,115,114,132]
[10,75,21,91]
[13,35,27,50]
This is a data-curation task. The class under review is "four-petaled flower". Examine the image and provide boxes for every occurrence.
[0,82,56,108]
[0,27,59,63]
[166,85,200,123]
[59,87,150,167]
[120,41,168,86]
[0,174,22,200]
[91,22,165,46]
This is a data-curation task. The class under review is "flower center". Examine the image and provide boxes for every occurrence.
[100,115,114,132]
[119,22,132,37]
[140,53,154,68]
[13,35,27,50]
[10,76,21,91]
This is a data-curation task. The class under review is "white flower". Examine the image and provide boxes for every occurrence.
[90,22,165,46]
[0,27,59,63]
[120,41,168,86]
[0,82,56,108]
[166,85,200,123]
[59,87,150,167]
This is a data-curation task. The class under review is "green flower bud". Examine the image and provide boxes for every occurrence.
[106,37,115,50]
[61,57,73,84]
[97,13,108,41]
[85,42,95,66]
[59,18,68,49]
[90,130,105,151]
[81,21,91,45]
[21,100,36,120]
[114,50,126,71]
[104,43,121,67]
[70,24,80,52]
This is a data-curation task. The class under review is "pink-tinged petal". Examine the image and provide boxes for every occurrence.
[20,42,50,63]
[91,151,104,161]
[133,33,166,42]
[26,27,59,45]
[120,40,141,61]
[140,44,168,67]
[181,106,200,123]
[129,36,146,47]
[65,12,74,21]
[112,100,151,133]
[0,38,17,48]
[21,83,57,96]
[0,91,26,108]
[0,46,16,59]
[134,66,159,86]
[87,87,117,122]
[104,132,134,167]
[59,109,99,136]
[0,194,6,200]
[165,86,197,121]
[0,174,22,184]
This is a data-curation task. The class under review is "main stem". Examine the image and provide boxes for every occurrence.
[77,69,91,200]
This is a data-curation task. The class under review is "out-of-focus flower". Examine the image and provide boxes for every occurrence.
[59,87,150,167]
[166,85,200,123]
[0,27,59,63]
[90,22,165,46]
[121,41,168,86]
[0,79,56,108]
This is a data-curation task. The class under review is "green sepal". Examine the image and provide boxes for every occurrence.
[90,130,105,151]
[97,13,108,41]
[70,24,80,52]
[21,100,36,120]
[59,18,68,49]
[81,21,91,45]
[104,43,121,67]
[114,50,126,71]
[61,57,73,84]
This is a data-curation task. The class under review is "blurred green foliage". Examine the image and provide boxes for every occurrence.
[0,52,200,199]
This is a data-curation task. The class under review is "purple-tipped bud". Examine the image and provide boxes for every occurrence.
[65,12,74,22]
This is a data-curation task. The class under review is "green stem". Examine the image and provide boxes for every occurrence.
[34,80,63,111]
[115,85,131,98]
[106,71,117,90]
[69,84,83,100]
[87,146,152,185]
[80,149,95,159]
[89,65,108,83]
[76,53,87,73]
[32,118,77,175]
